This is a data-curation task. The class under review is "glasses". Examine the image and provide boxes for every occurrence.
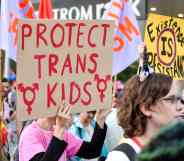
[161,95,184,104]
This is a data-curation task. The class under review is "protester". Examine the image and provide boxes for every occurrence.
[138,121,184,161]
[105,80,124,151]
[0,77,18,161]
[69,111,109,161]
[0,110,8,161]
[1,78,11,123]
[8,79,16,113]
[0,80,10,161]
[0,120,9,161]
[19,102,110,161]
[105,44,184,161]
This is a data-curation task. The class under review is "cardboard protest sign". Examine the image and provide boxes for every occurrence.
[17,20,114,121]
[144,13,184,80]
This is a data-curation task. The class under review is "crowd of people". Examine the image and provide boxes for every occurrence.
[0,75,17,161]
[1,44,184,161]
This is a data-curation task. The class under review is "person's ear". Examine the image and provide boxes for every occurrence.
[140,104,152,118]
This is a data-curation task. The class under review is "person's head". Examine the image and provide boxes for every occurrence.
[1,78,10,97]
[117,73,184,138]
[113,80,124,108]
[79,111,96,126]
[138,121,184,161]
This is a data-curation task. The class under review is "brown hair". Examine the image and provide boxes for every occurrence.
[117,73,172,138]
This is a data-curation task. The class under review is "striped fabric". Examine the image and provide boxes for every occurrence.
[18,0,35,18]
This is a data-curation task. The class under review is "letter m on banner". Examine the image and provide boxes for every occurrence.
[104,0,142,75]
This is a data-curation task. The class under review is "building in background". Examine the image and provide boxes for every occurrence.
[0,0,183,44]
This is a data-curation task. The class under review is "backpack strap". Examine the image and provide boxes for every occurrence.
[113,143,137,161]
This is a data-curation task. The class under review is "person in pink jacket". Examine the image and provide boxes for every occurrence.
[19,102,110,161]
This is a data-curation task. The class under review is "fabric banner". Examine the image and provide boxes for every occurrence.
[0,0,35,61]
[104,0,142,75]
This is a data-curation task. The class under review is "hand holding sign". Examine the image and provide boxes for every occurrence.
[54,101,71,140]
[138,42,147,69]
[95,108,111,129]
[137,42,150,82]
[138,42,146,58]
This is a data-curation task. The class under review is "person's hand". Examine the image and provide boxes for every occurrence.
[95,108,111,129]
[53,102,72,140]
[138,42,146,56]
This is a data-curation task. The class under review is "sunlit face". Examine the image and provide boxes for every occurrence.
[150,82,184,128]
[113,88,124,108]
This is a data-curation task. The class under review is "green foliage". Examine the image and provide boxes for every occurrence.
[117,61,139,83]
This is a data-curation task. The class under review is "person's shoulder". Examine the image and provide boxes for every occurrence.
[20,121,40,140]
[122,138,141,153]
[23,121,37,130]
[106,150,130,161]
